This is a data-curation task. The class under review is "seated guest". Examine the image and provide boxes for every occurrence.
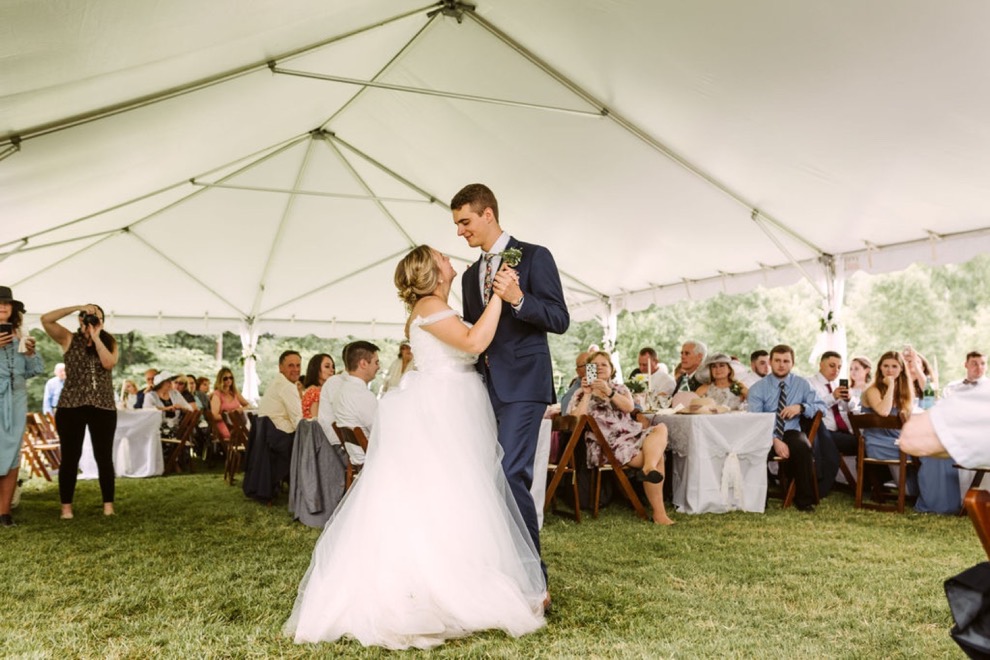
[900,379,990,465]
[117,379,138,410]
[748,344,824,513]
[673,339,706,392]
[380,342,414,395]
[301,353,335,419]
[847,355,871,411]
[861,350,959,514]
[559,350,590,416]
[902,345,935,399]
[740,349,770,387]
[318,341,380,466]
[43,363,66,415]
[805,351,858,497]
[135,368,157,409]
[567,350,673,526]
[193,376,211,413]
[174,375,199,409]
[257,351,303,435]
[637,347,676,395]
[695,352,748,410]
[211,367,251,439]
[943,351,988,397]
[141,371,193,438]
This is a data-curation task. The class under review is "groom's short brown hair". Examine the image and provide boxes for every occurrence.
[450,183,499,221]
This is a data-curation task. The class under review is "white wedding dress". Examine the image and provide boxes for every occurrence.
[284,309,546,650]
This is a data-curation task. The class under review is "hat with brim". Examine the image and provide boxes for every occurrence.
[152,371,178,388]
[696,352,732,384]
[0,286,25,313]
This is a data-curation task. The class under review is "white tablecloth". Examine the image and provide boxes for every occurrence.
[657,412,774,514]
[531,419,552,529]
[80,409,164,479]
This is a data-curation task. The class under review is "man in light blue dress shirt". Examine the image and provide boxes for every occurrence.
[42,363,66,415]
[748,344,826,512]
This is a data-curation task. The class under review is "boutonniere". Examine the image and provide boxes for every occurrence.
[499,247,523,267]
[729,382,743,396]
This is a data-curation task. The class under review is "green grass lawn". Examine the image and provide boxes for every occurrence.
[0,468,979,658]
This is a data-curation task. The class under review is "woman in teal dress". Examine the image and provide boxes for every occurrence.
[0,286,44,527]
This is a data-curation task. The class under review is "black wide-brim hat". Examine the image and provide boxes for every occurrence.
[0,286,24,312]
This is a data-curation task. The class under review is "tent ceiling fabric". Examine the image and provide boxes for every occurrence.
[3,1,990,337]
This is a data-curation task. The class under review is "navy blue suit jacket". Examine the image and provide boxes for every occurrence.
[462,237,570,403]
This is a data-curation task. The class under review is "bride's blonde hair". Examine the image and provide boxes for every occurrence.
[395,245,441,308]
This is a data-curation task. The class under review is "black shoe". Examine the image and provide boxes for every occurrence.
[635,470,664,484]
[796,503,816,513]
[0,514,15,527]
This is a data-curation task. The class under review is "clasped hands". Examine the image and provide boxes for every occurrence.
[492,264,522,306]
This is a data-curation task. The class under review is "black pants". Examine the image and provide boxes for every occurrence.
[56,406,117,504]
[771,429,816,508]
[814,427,858,497]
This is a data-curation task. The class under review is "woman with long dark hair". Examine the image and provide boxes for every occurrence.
[41,304,118,519]
[300,353,334,419]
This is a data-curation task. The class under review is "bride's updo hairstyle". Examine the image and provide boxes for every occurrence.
[395,245,441,308]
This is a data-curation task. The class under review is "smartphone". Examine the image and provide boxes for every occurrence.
[585,362,598,384]
[0,323,11,335]
[839,378,848,388]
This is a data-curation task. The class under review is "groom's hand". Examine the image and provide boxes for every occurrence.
[493,265,523,306]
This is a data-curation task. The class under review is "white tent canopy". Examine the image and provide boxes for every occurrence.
[4,0,990,341]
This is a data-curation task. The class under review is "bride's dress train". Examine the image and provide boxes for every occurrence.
[284,310,546,650]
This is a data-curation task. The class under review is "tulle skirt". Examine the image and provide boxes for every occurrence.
[284,367,546,650]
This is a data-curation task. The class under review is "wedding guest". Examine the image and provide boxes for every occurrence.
[902,345,935,399]
[301,353,335,419]
[695,352,748,409]
[943,351,988,397]
[748,344,824,512]
[135,368,157,409]
[637,347,675,395]
[173,375,198,409]
[900,381,990,464]
[380,342,414,395]
[740,349,770,387]
[211,367,251,439]
[318,341,380,466]
[193,376,211,413]
[805,351,857,497]
[0,287,42,527]
[141,371,193,437]
[567,350,673,525]
[117,380,139,410]
[847,355,872,411]
[861,350,959,514]
[41,303,119,519]
[559,350,590,415]
[673,340,706,392]
[257,351,303,434]
[42,363,66,416]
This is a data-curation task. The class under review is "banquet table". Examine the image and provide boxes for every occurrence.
[650,412,774,514]
[79,409,163,479]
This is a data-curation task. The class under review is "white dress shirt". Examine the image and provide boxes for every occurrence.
[256,372,303,434]
[478,231,510,298]
[930,381,990,467]
[318,373,376,465]
[806,372,852,433]
[646,369,676,395]
[943,375,990,398]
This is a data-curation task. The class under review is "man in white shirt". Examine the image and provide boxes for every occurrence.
[318,340,381,465]
[901,380,990,466]
[257,350,303,434]
[637,347,676,395]
[806,351,858,497]
[943,351,988,397]
[740,350,769,388]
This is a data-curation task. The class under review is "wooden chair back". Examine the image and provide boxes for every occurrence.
[222,410,250,485]
[332,423,368,490]
[965,488,990,559]
[544,414,582,522]
[850,412,917,513]
[22,414,61,480]
[163,409,202,474]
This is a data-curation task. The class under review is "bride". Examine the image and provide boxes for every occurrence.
[284,245,546,650]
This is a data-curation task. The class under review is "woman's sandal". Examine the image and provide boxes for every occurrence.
[635,470,664,484]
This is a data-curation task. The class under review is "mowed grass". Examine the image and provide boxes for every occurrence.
[0,468,980,658]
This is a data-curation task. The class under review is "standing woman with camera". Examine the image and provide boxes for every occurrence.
[41,304,118,519]
[0,287,43,527]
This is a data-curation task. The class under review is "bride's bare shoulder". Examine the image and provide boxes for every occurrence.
[410,296,451,321]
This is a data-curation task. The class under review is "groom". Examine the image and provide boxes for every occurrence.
[452,183,570,594]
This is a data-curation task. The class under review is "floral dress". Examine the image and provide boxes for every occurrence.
[301,386,321,419]
[568,383,646,468]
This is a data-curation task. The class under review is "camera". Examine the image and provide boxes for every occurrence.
[585,362,598,384]
[82,313,100,326]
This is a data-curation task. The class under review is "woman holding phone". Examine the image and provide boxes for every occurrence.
[0,287,43,527]
[567,350,674,525]
[41,304,118,519]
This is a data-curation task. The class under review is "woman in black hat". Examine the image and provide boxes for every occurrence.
[41,304,118,519]
[0,287,43,527]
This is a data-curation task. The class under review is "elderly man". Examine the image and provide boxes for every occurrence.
[638,347,676,395]
[943,351,988,397]
[559,350,590,414]
[805,351,858,497]
[318,341,380,465]
[673,340,707,393]
[748,344,826,512]
[257,350,303,434]
[134,368,157,409]
[42,363,66,415]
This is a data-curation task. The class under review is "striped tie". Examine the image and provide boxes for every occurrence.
[774,380,787,441]
[482,254,495,305]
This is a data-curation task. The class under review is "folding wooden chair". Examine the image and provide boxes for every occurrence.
[545,414,648,521]
[768,411,823,508]
[850,412,918,513]
[162,409,201,474]
[20,426,53,481]
[332,423,368,490]
[544,415,583,522]
[25,413,61,471]
[223,410,250,485]
[965,489,990,559]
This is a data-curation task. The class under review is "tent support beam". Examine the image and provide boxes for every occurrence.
[14,235,117,288]
[188,180,428,203]
[0,137,21,162]
[751,210,826,297]
[271,66,603,118]
[0,239,28,264]
[0,4,442,147]
[463,8,825,257]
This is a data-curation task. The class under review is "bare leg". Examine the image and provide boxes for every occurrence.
[644,480,674,525]
[629,427,674,525]
[0,468,18,515]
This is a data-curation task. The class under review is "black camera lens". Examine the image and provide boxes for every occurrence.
[83,313,100,326]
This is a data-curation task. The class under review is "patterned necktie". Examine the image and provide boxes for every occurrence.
[774,380,787,441]
[826,383,849,432]
[678,374,692,392]
[482,254,495,305]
